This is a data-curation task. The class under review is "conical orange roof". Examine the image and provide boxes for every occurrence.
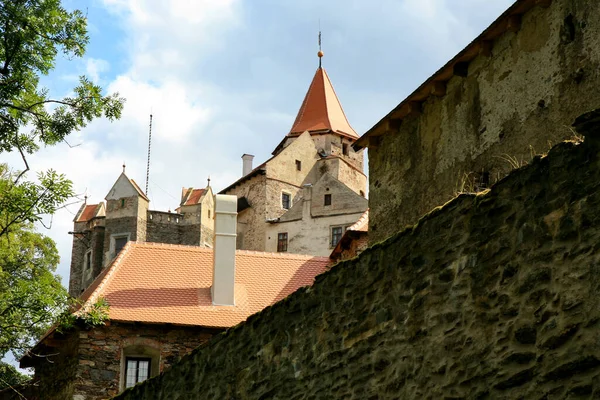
[288,67,358,139]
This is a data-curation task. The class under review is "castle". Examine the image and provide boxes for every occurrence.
[67,55,368,298]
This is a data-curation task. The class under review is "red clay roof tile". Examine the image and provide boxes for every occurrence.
[289,67,358,139]
[80,242,331,328]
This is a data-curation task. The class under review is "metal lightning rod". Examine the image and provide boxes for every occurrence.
[145,111,153,196]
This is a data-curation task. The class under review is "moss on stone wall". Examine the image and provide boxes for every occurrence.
[115,121,600,399]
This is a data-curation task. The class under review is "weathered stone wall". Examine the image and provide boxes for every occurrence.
[265,174,368,255]
[116,131,600,399]
[68,220,105,296]
[226,174,268,251]
[25,323,218,400]
[68,220,89,296]
[337,233,369,262]
[369,0,600,243]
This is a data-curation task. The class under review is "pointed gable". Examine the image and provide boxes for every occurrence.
[105,173,150,201]
[289,67,358,139]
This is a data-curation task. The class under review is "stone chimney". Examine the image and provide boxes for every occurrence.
[302,184,312,220]
[212,194,237,306]
[242,154,254,177]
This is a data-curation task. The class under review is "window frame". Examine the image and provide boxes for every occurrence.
[81,249,93,289]
[124,357,152,389]
[331,226,343,248]
[295,160,302,171]
[324,193,332,206]
[277,232,288,252]
[281,192,291,210]
[110,232,131,260]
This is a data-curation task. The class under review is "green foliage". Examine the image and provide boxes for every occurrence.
[0,362,30,391]
[58,297,110,331]
[0,164,72,237]
[0,0,124,158]
[0,0,124,359]
[0,0,124,232]
[0,211,69,359]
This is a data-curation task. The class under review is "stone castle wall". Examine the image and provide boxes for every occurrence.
[116,127,600,399]
[25,323,217,400]
[369,0,600,243]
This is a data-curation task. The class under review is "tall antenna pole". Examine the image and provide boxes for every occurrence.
[145,112,153,196]
[317,22,323,69]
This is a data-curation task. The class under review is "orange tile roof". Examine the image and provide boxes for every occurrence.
[348,209,369,232]
[182,188,206,206]
[75,204,103,222]
[289,67,358,139]
[80,242,330,328]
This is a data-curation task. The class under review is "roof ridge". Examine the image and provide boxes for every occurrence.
[234,249,331,261]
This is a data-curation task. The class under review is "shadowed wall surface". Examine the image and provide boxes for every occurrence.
[114,118,600,399]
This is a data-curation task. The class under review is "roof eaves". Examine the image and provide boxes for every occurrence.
[130,179,150,201]
[219,165,267,194]
[354,0,544,150]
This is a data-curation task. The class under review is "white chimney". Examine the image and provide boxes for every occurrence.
[302,184,312,220]
[241,154,254,177]
[212,194,237,306]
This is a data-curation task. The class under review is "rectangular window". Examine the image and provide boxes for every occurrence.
[114,236,128,255]
[295,160,301,171]
[277,233,288,252]
[324,194,332,206]
[84,250,92,271]
[125,357,151,388]
[331,226,343,248]
[282,193,291,210]
[342,143,349,156]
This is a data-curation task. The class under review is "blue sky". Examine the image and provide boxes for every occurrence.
[9,0,516,290]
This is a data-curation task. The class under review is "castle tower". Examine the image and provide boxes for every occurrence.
[220,48,367,253]
[68,202,106,296]
[272,63,364,172]
[103,169,149,266]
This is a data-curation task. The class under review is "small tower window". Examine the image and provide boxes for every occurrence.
[295,160,302,171]
[208,209,211,218]
[342,143,349,156]
[282,193,291,210]
[324,194,332,206]
[277,232,288,252]
[121,198,125,208]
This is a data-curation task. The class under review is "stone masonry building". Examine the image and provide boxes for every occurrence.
[68,171,214,297]
[19,196,331,400]
[220,64,368,257]
[354,0,600,243]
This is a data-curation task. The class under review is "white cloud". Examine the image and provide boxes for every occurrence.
[13,0,516,292]
[85,58,110,83]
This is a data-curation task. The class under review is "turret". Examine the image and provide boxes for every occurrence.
[103,167,150,266]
